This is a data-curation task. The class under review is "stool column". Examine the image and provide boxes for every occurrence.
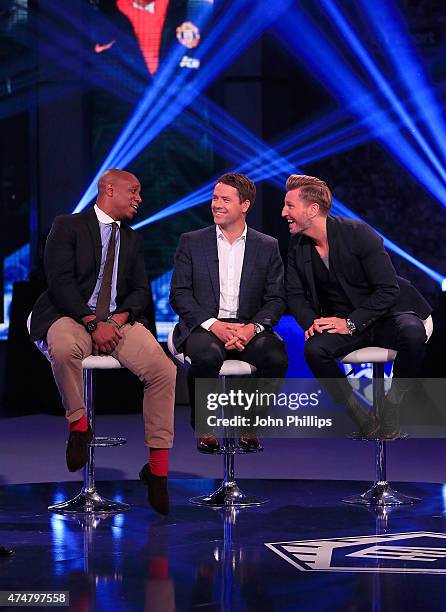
[83,368,96,497]
[373,363,387,485]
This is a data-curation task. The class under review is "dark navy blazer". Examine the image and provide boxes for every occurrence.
[170,225,286,349]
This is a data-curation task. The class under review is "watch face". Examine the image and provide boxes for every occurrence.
[86,320,97,333]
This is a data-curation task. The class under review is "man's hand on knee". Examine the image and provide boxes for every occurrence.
[209,320,243,344]
[224,323,255,352]
[305,321,324,340]
[314,317,349,335]
[92,322,122,354]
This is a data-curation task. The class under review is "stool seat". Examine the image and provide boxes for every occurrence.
[167,331,257,376]
[341,347,397,364]
[81,355,123,370]
[219,360,257,377]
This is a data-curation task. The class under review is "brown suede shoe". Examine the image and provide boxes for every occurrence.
[139,463,169,516]
[197,435,220,453]
[239,434,260,450]
[66,425,93,472]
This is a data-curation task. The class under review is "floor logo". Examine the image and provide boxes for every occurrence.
[265,532,446,574]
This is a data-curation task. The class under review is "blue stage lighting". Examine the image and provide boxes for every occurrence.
[321,0,446,186]
[360,0,446,168]
[113,0,292,171]
[73,0,255,213]
[275,9,446,209]
[132,96,445,288]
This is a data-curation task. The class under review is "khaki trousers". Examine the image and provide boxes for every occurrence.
[46,317,176,448]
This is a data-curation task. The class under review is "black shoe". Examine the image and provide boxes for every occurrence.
[66,425,93,472]
[197,435,220,453]
[0,546,14,557]
[139,463,169,516]
[346,398,379,438]
[378,398,401,440]
[239,434,260,450]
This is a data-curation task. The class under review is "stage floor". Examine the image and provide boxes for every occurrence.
[1,478,446,611]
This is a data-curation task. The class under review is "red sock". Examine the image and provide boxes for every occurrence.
[149,558,169,579]
[69,415,88,433]
[149,449,168,477]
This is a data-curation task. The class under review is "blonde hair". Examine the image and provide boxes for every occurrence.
[286,174,332,216]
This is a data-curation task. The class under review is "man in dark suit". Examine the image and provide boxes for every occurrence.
[283,174,432,439]
[30,169,176,515]
[170,173,288,452]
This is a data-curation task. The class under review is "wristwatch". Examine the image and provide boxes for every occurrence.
[253,323,263,335]
[85,319,98,334]
[345,318,356,335]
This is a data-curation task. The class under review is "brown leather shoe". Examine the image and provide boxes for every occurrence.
[139,463,169,516]
[239,434,260,450]
[197,435,220,453]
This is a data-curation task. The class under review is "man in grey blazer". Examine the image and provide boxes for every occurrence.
[170,173,288,451]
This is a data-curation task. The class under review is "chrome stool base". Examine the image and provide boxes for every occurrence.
[190,480,268,507]
[343,481,421,507]
[49,489,130,515]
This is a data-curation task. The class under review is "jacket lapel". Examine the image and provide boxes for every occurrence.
[302,239,319,312]
[239,228,258,306]
[204,227,219,304]
[327,216,350,296]
[85,208,102,275]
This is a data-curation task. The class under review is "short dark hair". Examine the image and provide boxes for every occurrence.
[286,174,332,216]
[215,173,256,209]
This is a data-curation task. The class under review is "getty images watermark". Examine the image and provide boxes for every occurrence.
[195,377,446,438]
[205,389,331,429]
[195,378,343,438]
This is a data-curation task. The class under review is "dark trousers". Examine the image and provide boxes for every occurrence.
[303,313,427,404]
[184,326,288,429]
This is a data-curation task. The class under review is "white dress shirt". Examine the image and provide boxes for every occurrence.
[202,224,263,332]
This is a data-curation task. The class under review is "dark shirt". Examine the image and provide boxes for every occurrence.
[311,246,353,317]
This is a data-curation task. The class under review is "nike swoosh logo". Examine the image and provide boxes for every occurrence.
[94,40,116,54]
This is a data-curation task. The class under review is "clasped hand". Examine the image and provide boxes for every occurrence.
[91,322,122,354]
[209,321,256,352]
[304,316,349,340]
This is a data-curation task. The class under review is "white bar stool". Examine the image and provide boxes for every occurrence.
[168,329,268,507]
[340,315,433,507]
[28,314,129,514]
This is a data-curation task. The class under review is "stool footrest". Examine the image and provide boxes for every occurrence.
[197,445,264,455]
[91,436,127,447]
[349,432,409,441]
[343,481,421,507]
[48,489,130,514]
[190,479,268,507]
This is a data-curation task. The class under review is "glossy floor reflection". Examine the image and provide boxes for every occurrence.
[1,479,446,611]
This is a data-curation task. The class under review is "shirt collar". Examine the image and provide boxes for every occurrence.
[94,204,121,227]
[216,224,247,243]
